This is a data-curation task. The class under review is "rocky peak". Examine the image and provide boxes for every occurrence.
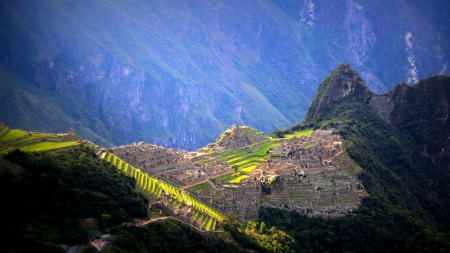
[304,63,372,121]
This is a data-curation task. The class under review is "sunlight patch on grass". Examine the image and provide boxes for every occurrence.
[239,164,258,172]
[188,182,211,193]
[1,129,28,141]
[18,141,80,152]
[227,174,249,183]
[284,128,314,139]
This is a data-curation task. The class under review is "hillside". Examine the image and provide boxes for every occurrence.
[261,63,450,252]
[1,64,450,252]
[1,0,449,150]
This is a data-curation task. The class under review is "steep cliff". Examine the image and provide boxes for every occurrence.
[304,63,373,122]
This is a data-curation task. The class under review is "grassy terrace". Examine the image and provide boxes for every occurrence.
[100,150,226,230]
[283,128,314,139]
[200,129,313,184]
[188,182,212,194]
[0,127,82,154]
[17,141,80,152]
[1,129,29,141]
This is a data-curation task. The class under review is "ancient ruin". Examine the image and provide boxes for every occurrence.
[107,126,366,225]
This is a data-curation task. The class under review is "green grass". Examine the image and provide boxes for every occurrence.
[239,163,259,172]
[18,141,80,152]
[188,182,211,193]
[214,173,235,182]
[1,129,28,141]
[284,128,314,139]
[252,142,279,155]
[227,174,249,183]
[233,156,268,167]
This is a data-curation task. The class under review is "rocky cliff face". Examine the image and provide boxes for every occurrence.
[305,63,450,170]
[304,63,372,122]
[0,0,449,150]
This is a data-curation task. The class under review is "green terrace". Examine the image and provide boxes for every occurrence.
[0,124,82,154]
[99,150,226,231]
[282,128,314,139]
[204,129,313,183]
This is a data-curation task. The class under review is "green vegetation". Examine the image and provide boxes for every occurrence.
[283,128,314,139]
[188,182,212,194]
[227,174,250,183]
[18,141,80,152]
[258,69,450,251]
[100,150,226,228]
[1,147,149,252]
[210,140,283,181]
[1,129,28,141]
[0,126,83,154]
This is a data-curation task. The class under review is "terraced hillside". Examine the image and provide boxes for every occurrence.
[1,122,366,223]
[98,149,225,231]
[0,123,83,154]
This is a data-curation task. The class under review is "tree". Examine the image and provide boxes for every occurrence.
[100,214,111,229]
[232,165,239,174]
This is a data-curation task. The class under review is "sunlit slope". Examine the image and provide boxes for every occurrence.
[0,124,83,154]
[99,150,226,231]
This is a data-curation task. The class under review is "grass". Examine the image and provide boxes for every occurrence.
[188,182,211,193]
[1,129,28,141]
[18,141,80,152]
[227,174,249,183]
[214,173,236,182]
[283,128,314,139]
[239,163,259,172]
[233,156,268,167]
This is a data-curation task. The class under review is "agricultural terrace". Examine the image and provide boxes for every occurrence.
[201,129,314,184]
[1,129,29,141]
[0,125,82,154]
[283,128,314,139]
[188,182,212,194]
[99,150,225,230]
[18,141,80,152]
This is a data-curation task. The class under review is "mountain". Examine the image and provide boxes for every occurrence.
[305,62,450,170]
[1,64,450,252]
[1,0,449,150]
[259,63,450,252]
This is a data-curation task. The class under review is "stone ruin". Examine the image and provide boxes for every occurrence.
[260,130,366,217]
[214,125,269,152]
[110,128,366,221]
[111,141,234,187]
[202,177,261,222]
[174,129,364,220]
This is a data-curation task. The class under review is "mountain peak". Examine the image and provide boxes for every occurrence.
[304,63,372,122]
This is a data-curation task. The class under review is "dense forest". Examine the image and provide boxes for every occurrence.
[0,147,149,252]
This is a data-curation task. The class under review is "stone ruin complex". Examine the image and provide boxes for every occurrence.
[110,142,233,187]
[260,130,365,217]
[214,125,269,152]
[109,127,366,223]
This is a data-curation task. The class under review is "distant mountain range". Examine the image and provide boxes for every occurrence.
[1,0,449,150]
